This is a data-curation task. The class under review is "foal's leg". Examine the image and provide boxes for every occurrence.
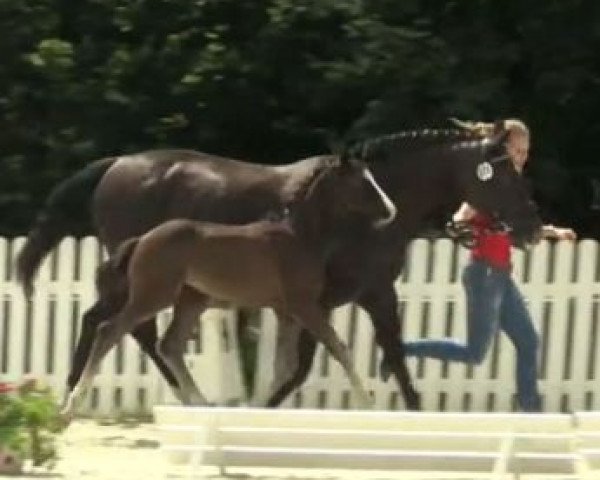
[130,319,184,400]
[157,287,210,406]
[63,280,183,415]
[62,294,175,416]
[266,286,421,410]
[290,303,372,409]
[66,298,121,393]
[66,299,184,402]
[358,285,421,410]
[62,304,152,416]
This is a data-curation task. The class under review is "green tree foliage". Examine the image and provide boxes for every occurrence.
[1,0,599,235]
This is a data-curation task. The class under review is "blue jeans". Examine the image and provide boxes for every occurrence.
[403,259,542,412]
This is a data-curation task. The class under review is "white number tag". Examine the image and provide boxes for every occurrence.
[476,161,494,181]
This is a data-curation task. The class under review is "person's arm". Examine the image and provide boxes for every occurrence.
[541,224,577,241]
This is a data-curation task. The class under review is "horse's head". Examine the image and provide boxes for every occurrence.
[304,154,397,230]
[457,130,543,244]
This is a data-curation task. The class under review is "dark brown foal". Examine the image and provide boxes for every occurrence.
[61,156,396,415]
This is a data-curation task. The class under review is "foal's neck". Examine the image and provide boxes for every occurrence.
[288,188,347,260]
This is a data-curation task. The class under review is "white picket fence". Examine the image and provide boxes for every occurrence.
[1,236,599,416]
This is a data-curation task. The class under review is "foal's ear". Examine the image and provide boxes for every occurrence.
[338,149,361,170]
[339,149,351,166]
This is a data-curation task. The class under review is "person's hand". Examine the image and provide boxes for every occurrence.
[554,227,577,241]
[446,220,477,248]
[542,225,577,241]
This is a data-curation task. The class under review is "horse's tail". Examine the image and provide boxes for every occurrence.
[16,157,117,299]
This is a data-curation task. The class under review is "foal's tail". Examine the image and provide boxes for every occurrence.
[112,237,139,273]
[94,237,139,300]
[16,157,117,299]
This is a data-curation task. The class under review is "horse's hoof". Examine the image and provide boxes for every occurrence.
[405,389,422,411]
[379,359,391,382]
[170,387,186,404]
[190,398,210,407]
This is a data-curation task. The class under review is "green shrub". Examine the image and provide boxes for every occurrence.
[0,379,66,468]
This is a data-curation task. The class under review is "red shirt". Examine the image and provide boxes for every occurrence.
[470,213,511,270]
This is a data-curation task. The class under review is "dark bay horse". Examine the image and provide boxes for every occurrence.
[17,126,543,410]
[61,156,397,415]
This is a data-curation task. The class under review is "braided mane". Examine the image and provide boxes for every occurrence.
[351,128,486,163]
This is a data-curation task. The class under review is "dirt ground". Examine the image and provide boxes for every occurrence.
[19,420,165,479]
[16,420,551,480]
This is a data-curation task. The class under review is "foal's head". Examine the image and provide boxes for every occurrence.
[301,154,397,230]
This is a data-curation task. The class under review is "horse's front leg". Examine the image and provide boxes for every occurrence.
[265,328,317,408]
[358,285,421,410]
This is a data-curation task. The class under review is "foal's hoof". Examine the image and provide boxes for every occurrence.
[59,391,82,424]
[58,407,75,426]
[354,390,375,410]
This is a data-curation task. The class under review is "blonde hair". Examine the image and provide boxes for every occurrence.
[504,119,529,137]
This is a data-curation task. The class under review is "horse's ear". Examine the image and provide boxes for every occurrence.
[488,128,511,150]
[493,119,507,134]
[448,117,471,129]
[449,118,496,137]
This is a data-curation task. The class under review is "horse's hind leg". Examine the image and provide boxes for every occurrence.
[252,311,302,407]
[290,304,373,409]
[157,287,210,406]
